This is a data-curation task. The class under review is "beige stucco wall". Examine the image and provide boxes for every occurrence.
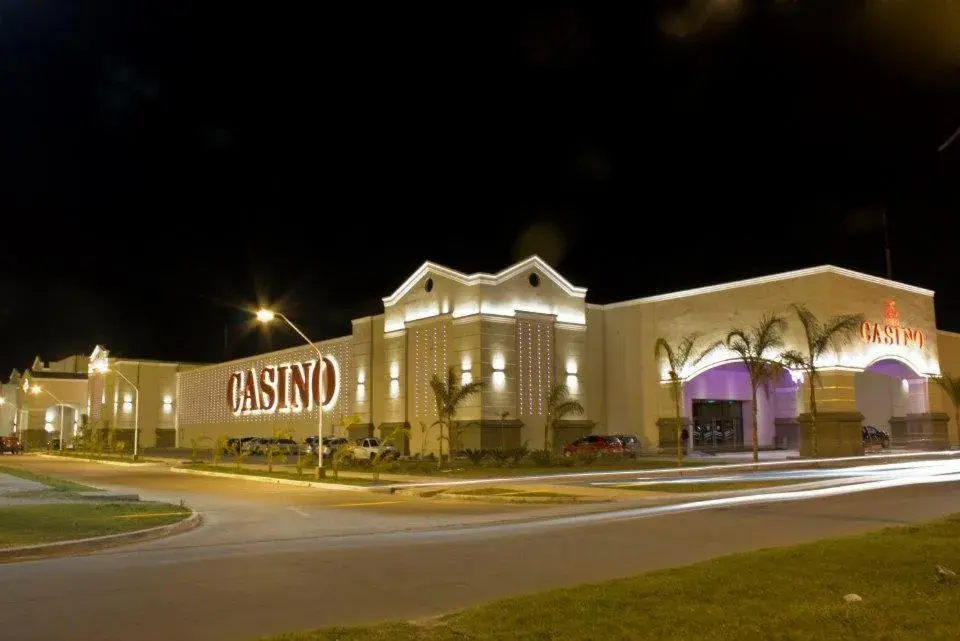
[87,360,203,447]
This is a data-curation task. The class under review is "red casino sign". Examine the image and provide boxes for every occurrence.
[860,300,926,350]
[227,356,339,415]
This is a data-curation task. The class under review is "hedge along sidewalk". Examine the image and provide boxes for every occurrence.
[0,507,199,563]
[262,513,960,641]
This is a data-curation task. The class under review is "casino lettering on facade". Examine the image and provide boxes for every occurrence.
[860,300,926,349]
[227,356,339,415]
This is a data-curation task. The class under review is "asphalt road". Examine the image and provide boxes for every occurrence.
[2,457,959,641]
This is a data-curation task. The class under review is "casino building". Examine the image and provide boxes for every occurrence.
[5,256,960,456]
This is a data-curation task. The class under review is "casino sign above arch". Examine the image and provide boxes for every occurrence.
[227,356,339,416]
[860,300,926,350]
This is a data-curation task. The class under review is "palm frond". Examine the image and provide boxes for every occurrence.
[654,337,679,374]
[452,379,483,409]
[755,313,788,354]
[725,329,752,360]
[818,313,866,357]
[780,349,807,370]
[552,399,585,421]
[931,374,960,406]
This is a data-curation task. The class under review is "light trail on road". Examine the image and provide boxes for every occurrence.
[385,450,960,491]
[588,457,960,488]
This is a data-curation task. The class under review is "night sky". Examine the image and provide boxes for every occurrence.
[1,2,958,375]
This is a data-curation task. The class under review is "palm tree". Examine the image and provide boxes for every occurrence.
[429,366,483,465]
[781,304,864,459]
[726,314,790,464]
[544,383,584,451]
[654,333,722,468]
[931,374,960,443]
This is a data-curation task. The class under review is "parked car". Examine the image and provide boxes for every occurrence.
[348,437,398,461]
[863,425,890,449]
[303,436,349,457]
[0,435,23,454]
[563,434,624,458]
[611,433,642,457]
[223,436,258,454]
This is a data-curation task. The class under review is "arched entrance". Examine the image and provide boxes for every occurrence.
[681,361,796,452]
[856,358,945,448]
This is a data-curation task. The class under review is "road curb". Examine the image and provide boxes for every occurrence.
[0,508,200,563]
[34,453,153,467]
[169,466,376,491]
[400,488,602,504]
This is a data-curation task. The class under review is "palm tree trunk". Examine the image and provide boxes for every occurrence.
[809,379,818,459]
[674,382,683,469]
[752,385,760,464]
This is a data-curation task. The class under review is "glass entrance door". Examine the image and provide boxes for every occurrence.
[692,400,744,450]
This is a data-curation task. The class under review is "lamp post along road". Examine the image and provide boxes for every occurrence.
[89,362,141,461]
[113,369,140,461]
[256,309,327,477]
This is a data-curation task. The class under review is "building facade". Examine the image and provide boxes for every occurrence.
[171,257,959,456]
[4,256,958,456]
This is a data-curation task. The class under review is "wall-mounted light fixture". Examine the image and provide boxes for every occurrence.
[566,358,579,394]
[492,353,506,390]
[461,356,472,386]
[901,378,910,394]
[162,394,173,414]
[122,392,134,413]
[389,362,400,398]
[357,368,366,401]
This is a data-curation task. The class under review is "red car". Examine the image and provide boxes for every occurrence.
[563,434,623,458]
[0,436,23,454]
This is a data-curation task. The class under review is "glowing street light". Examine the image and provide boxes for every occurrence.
[89,360,141,461]
[30,385,65,452]
[256,308,328,477]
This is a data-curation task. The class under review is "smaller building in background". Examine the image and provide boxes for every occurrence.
[16,355,90,447]
[86,346,204,448]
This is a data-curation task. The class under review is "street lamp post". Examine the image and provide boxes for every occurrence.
[91,362,140,461]
[256,308,327,477]
[31,385,65,452]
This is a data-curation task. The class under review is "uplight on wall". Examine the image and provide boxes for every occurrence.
[901,378,910,394]
[357,368,366,401]
[122,392,134,413]
[461,356,472,386]
[492,353,506,390]
[566,358,579,394]
[162,395,173,414]
[389,362,400,399]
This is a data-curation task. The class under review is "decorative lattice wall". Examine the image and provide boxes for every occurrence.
[177,338,353,427]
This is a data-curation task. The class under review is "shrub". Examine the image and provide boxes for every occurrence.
[527,449,554,467]
[463,449,487,466]
[489,448,510,467]
[509,444,529,465]
[576,449,599,466]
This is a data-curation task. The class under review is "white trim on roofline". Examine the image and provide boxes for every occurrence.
[382,255,588,306]
[600,265,934,310]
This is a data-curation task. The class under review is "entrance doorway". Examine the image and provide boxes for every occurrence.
[692,399,744,450]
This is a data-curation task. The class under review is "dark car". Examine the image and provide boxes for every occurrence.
[863,425,890,449]
[563,434,624,458]
[0,435,23,454]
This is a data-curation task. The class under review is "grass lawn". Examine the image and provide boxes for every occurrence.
[616,479,816,493]
[262,513,960,641]
[181,463,378,486]
[0,464,97,492]
[0,502,191,548]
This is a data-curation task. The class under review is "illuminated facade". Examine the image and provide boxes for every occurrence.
[5,257,958,455]
[171,256,960,456]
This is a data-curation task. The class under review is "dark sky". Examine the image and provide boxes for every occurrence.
[1,2,958,374]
